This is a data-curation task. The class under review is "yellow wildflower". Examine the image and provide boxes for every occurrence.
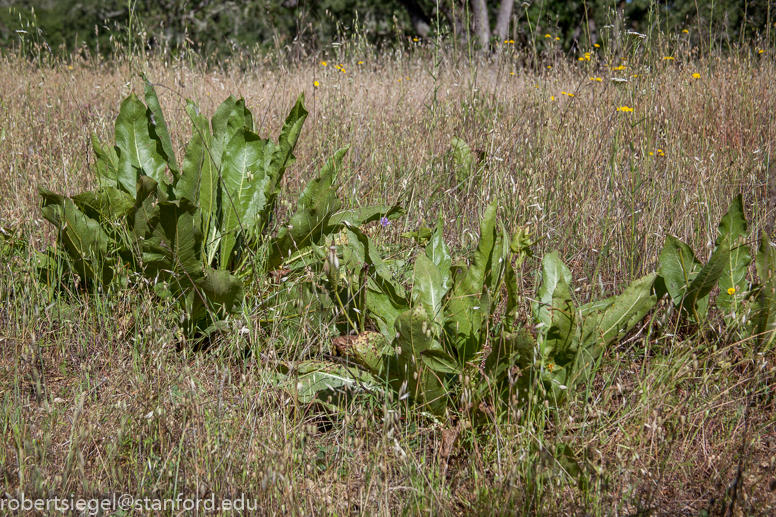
[545,34,551,38]
[550,96,555,101]
[321,61,327,66]
[682,29,689,33]
[727,287,736,295]
[314,80,319,87]
[413,38,419,42]
[556,37,560,41]
[692,73,700,79]
[616,106,633,112]
[509,40,514,44]
[594,43,600,48]
[589,77,602,82]
[663,56,675,60]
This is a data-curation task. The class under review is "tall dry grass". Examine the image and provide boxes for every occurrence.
[0,31,774,515]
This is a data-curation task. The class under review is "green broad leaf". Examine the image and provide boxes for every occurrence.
[342,228,409,340]
[391,306,450,416]
[484,327,536,380]
[39,187,114,285]
[72,187,135,223]
[684,244,729,320]
[256,95,308,230]
[420,348,460,375]
[596,273,657,347]
[486,220,510,301]
[273,95,307,175]
[542,272,577,368]
[659,235,704,308]
[191,267,244,322]
[425,215,452,291]
[211,96,252,160]
[555,444,586,488]
[715,195,751,317]
[445,201,498,362]
[755,235,776,349]
[326,204,403,231]
[286,360,376,411]
[503,262,519,331]
[412,253,447,326]
[92,134,120,189]
[535,251,573,326]
[143,76,179,178]
[266,147,347,271]
[402,227,433,243]
[218,128,270,270]
[177,101,219,264]
[451,136,473,170]
[576,274,657,385]
[114,93,169,191]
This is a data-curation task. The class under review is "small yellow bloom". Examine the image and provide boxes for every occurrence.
[567,93,575,97]
[413,38,419,42]
[682,29,689,33]
[545,34,551,38]
[547,65,552,69]
[613,65,626,70]
[578,57,585,61]
[727,287,736,295]
[616,106,633,112]
[657,148,664,153]
[68,65,73,70]
[589,77,602,82]
[692,73,700,79]
[504,39,509,44]
[556,37,560,41]
[321,61,327,66]
[398,78,402,82]
[550,96,555,101]
[649,152,654,156]
[759,49,765,54]
[314,80,319,87]
[632,74,639,78]
[663,56,675,60]
[510,72,515,76]
[561,91,566,95]
[358,61,364,65]
[509,40,514,44]
[594,43,600,48]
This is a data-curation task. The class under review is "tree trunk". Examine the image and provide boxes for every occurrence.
[471,0,490,52]
[493,0,514,42]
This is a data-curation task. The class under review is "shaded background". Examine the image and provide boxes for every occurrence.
[0,0,772,58]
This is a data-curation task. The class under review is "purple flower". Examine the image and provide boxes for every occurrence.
[380,216,390,228]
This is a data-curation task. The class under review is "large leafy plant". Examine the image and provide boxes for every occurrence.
[325,202,657,418]
[656,194,776,348]
[37,78,394,337]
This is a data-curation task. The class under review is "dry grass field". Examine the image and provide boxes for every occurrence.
[0,28,775,516]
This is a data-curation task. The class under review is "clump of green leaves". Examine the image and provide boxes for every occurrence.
[324,201,657,419]
[37,77,394,339]
[656,194,776,348]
